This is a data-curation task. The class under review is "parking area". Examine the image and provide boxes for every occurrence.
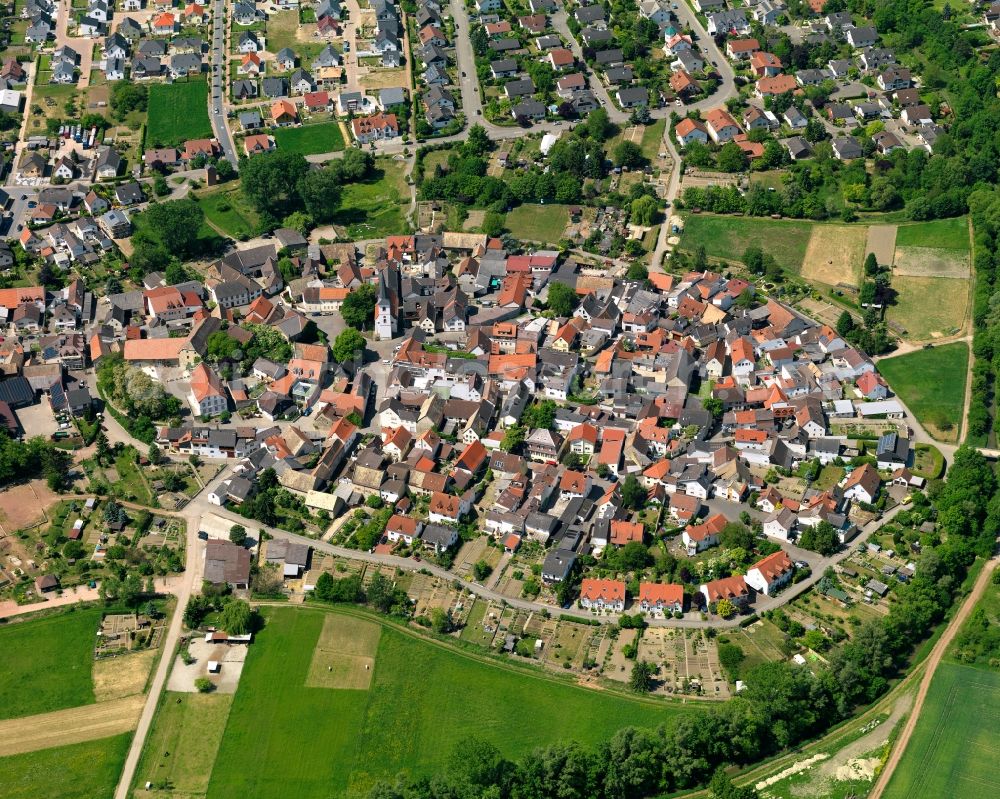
[14,401,61,438]
[166,637,249,694]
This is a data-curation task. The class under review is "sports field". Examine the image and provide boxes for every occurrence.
[0,608,100,720]
[882,662,1000,799]
[0,733,131,799]
[146,79,212,148]
[878,342,968,442]
[205,607,687,799]
[273,121,346,156]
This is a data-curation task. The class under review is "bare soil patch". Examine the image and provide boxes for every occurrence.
[866,224,897,266]
[361,68,408,90]
[305,615,381,690]
[0,695,144,756]
[801,225,867,287]
[893,246,970,279]
[0,480,59,534]
[93,650,156,702]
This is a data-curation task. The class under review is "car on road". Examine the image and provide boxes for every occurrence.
[198,531,209,540]
[675,99,682,106]
[382,359,390,365]
[461,71,466,77]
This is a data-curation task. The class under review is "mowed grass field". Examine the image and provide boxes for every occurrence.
[206,607,688,799]
[878,342,968,441]
[882,662,1000,799]
[888,275,969,339]
[0,733,131,799]
[146,79,212,148]
[272,121,346,155]
[679,215,814,271]
[800,224,867,287]
[894,216,970,250]
[505,204,571,244]
[0,608,100,720]
[133,692,233,799]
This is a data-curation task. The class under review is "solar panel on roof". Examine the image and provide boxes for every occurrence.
[49,381,66,410]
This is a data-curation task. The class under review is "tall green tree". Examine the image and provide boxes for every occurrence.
[340,284,378,329]
[332,327,366,363]
[239,151,310,217]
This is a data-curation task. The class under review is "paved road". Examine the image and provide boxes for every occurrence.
[868,555,998,799]
[112,496,205,799]
[649,5,738,270]
[549,10,624,122]
[209,0,238,168]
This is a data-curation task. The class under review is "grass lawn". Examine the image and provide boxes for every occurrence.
[195,184,262,240]
[878,342,968,442]
[505,204,571,244]
[272,121,345,156]
[639,119,666,162]
[113,452,152,505]
[0,733,131,799]
[0,608,100,720]
[749,171,788,191]
[882,662,1000,799]
[679,215,814,271]
[894,217,970,251]
[206,607,689,799]
[814,465,845,491]
[887,275,969,340]
[333,159,409,239]
[133,692,233,799]
[146,79,212,148]
[912,445,944,479]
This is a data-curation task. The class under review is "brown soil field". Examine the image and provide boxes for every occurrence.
[866,224,897,266]
[0,481,59,534]
[0,695,144,757]
[801,225,867,287]
[893,246,970,279]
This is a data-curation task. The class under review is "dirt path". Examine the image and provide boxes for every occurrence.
[0,585,100,619]
[868,557,997,799]
[0,695,145,757]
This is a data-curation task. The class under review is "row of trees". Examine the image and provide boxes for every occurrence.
[966,186,1000,443]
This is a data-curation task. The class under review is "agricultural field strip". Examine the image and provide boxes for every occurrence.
[0,695,144,757]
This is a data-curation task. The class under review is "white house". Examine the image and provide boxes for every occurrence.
[744,550,795,595]
[579,578,626,612]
